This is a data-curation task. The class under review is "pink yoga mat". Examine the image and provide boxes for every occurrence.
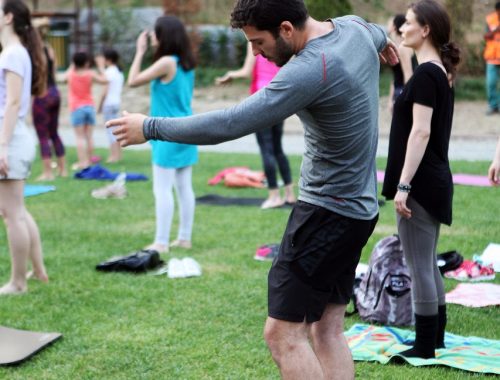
[376,171,492,187]
[446,283,500,307]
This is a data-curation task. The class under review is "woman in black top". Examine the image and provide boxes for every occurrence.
[382,0,460,359]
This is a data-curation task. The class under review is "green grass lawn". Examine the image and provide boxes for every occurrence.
[0,149,498,379]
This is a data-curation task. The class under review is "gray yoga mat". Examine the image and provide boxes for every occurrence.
[0,326,61,365]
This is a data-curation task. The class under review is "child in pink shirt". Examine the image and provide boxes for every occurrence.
[62,52,107,169]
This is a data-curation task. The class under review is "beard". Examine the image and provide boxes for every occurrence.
[268,35,294,67]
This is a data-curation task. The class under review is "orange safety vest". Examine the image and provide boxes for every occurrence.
[484,12,500,64]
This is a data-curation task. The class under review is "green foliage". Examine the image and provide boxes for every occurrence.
[305,0,352,19]
[445,0,474,44]
[97,6,134,46]
[0,149,497,379]
[460,41,486,77]
[454,75,486,101]
[196,28,247,70]
[195,67,234,87]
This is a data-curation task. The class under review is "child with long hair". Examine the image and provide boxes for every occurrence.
[0,0,49,294]
[128,15,198,252]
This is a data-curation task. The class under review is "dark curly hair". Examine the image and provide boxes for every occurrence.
[3,0,46,96]
[230,0,308,38]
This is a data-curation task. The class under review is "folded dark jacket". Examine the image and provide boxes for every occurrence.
[96,250,163,273]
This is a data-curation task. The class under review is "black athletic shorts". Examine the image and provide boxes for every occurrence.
[268,200,378,323]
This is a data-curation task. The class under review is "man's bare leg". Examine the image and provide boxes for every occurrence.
[310,304,354,380]
[264,316,324,379]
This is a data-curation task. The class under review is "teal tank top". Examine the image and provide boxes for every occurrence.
[149,56,198,168]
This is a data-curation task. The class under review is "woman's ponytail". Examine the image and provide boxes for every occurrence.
[24,27,47,96]
[3,0,47,96]
[440,41,461,81]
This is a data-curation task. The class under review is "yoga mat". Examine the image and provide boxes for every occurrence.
[446,283,500,307]
[376,171,492,187]
[24,185,56,197]
[0,326,62,365]
[345,323,500,374]
[196,194,292,207]
[197,194,384,207]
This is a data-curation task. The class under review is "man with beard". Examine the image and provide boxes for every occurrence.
[107,0,397,378]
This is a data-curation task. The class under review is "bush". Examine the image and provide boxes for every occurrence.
[196,26,247,69]
[459,41,486,77]
[304,0,352,19]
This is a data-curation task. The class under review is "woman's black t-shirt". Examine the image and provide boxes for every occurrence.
[382,62,454,225]
[391,63,404,89]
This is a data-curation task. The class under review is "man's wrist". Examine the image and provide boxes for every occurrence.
[142,117,151,140]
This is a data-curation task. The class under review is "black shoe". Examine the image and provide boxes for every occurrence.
[399,313,438,359]
[486,107,499,115]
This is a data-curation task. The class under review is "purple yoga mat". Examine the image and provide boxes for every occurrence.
[376,171,492,187]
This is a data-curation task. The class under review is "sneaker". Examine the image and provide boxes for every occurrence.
[91,173,127,199]
[254,243,280,261]
[167,258,185,279]
[486,107,499,116]
[182,257,202,277]
[444,260,495,282]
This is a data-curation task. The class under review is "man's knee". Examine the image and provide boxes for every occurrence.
[312,304,346,339]
[263,317,307,360]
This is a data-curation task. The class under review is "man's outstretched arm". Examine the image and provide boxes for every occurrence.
[107,61,319,147]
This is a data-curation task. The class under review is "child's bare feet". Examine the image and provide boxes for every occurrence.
[106,157,121,164]
[261,197,285,209]
[144,243,169,254]
[0,282,27,295]
[26,270,49,283]
[58,169,68,178]
[170,240,192,249]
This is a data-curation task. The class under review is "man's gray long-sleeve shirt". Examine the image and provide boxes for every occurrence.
[144,16,387,220]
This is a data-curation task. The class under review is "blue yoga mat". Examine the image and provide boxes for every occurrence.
[24,185,56,197]
[345,323,500,374]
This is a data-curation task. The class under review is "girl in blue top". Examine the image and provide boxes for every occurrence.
[128,15,198,253]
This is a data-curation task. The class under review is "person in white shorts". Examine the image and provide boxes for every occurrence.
[0,0,49,295]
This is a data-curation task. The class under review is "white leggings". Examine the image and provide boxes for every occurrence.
[153,164,195,245]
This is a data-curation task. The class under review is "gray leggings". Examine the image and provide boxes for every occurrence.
[397,197,445,316]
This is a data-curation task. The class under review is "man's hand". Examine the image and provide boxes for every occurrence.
[380,39,400,66]
[106,111,148,147]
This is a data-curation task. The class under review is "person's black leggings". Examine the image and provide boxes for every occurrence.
[397,196,445,316]
[255,122,292,189]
